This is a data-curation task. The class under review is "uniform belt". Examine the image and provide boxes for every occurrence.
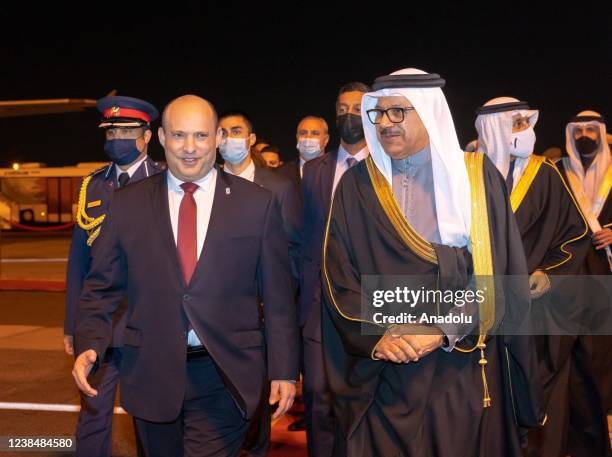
[186,345,209,359]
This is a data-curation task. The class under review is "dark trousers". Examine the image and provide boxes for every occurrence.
[135,355,249,457]
[240,387,270,457]
[567,335,612,457]
[75,348,121,457]
[302,333,335,457]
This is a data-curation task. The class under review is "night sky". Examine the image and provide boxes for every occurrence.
[1,4,610,167]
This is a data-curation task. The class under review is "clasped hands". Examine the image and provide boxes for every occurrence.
[373,324,444,363]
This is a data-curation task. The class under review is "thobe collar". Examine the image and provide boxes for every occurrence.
[391,144,431,173]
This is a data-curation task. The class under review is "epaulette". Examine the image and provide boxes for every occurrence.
[90,165,108,176]
[76,173,107,246]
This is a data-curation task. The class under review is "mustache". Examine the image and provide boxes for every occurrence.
[379,126,403,136]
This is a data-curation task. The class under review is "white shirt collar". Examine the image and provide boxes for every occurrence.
[115,154,147,180]
[166,166,217,194]
[337,144,369,164]
[223,158,255,182]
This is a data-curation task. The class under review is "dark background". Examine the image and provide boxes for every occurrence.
[0,3,610,167]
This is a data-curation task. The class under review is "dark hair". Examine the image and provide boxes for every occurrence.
[261,145,280,155]
[337,82,371,102]
[218,110,254,134]
[254,137,271,146]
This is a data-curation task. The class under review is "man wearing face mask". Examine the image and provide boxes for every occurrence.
[555,111,612,457]
[475,97,588,295]
[475,98,590,457]
[297,82,369,457]
[219,111,301,282]
[63,95,164,457]
[280,116,329,186]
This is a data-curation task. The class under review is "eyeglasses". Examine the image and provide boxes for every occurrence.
[367,107,416,124]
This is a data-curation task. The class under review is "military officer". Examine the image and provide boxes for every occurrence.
[63,95,164,457]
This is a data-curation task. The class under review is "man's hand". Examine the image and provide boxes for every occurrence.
[269,380,296,420]
[63,335,74,356]
[529,270,551,299]
[592,228,612,250]
[72,350,99,397]
[374,325,444,363]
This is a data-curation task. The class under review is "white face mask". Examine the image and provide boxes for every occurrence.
[220,137,249,164]
[509,127,536,158]
[297,138,322,161]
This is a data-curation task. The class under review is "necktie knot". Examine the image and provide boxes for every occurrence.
[181,182,199,195]
[346,157,358,168]
[118,172,130,188]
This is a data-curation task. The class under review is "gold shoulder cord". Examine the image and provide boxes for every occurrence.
[455,152,496,408]
[510,155,546,212]
[76,176,106,247]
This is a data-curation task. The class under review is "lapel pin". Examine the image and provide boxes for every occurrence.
[226,187,231,195]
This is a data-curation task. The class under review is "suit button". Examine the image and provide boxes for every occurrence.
[180,331,186,339]
[183,294,190,301]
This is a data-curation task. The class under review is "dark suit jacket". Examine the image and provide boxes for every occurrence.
[74,168,299,422]
[278,158,301,189]
[299,149,338,340]
[64,156,164,344]
[253,163,302,282]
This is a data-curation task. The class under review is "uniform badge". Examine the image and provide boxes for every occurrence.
[110,106,121,117]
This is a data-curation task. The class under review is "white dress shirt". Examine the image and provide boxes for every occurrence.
[224,158,255,183]
[114,154,148,185]
[332,144,369,192]
[166,167,217,347]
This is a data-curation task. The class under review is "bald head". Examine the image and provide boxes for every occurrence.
[158,94,222,182]
[296,115,330,157]
[297,116,328,135]
[162,95,218,130]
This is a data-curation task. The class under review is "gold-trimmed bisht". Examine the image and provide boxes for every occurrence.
[511,155,589,271]
[324,154,496,408]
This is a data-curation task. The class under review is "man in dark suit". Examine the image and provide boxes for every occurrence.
[63,95,164,457]
[72,95,299,457]
[218,111,302,456]
[299,82,370,457]
[219,111,301,282]
[278,115,330,187]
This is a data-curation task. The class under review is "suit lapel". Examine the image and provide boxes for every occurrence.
[151,171,185,287]
[320,150,338,214]
[189,167,232,287]
[253,164,263,186]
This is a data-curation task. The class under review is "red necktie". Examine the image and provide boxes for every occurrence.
[177,182,199,285]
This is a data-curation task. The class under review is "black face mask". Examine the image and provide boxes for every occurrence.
[336,114,365,145]
[575,136,599,157]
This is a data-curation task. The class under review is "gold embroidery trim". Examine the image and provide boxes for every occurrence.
[86,200,102,209]
[510,155,546,212]
[365,155,438,265]
[541,161,589,271]
[454,152,495,408]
